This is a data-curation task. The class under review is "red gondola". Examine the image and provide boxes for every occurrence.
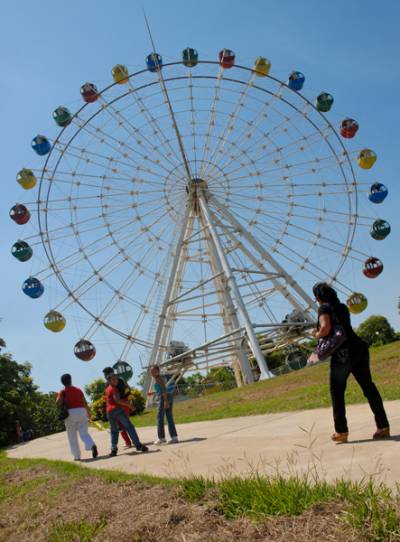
[218,49,235,69]
[10,204,30,225]
[362,257,383,279]
[340,118,359,138]
[80,83,99,103]
[74,339,96,361]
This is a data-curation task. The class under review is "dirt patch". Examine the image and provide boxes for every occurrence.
[0,466,364,542]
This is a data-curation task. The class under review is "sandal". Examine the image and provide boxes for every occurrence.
[331,432,348,443]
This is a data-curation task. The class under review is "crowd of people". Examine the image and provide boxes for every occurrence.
[57,364,178,461]
[56,283,391,461]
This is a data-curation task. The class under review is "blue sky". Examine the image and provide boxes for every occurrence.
[1,0,399,393]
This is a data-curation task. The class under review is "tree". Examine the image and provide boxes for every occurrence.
[357,315,397,347]
[204,366,236,391]
[185,372,205,395]
[137,370,147,390]
[0,339,64,446]
[84,378,106,402]
[31,392,64,437]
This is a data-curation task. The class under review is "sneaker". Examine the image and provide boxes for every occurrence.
[110,448,118,457]
[91,444,98,459]
[153,438,166,445]
[373,427,390,440]
[331,432,348,443]
[136,443,149,453]
[168,437,179,444]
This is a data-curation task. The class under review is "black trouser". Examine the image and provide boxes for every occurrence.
[330,343,389,433]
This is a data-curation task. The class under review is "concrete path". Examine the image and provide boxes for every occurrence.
[7,401,400,486]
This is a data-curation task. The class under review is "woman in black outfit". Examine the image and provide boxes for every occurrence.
[312,282,390,443]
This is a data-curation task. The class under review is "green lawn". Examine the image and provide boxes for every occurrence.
[132,341,400,427]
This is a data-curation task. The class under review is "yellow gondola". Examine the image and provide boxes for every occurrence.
[253,57,271,77]
[112,64,129,84]
[347,292,368,314]
[17,169,37,190]
[358,149,377,169]
[44,310,66,332]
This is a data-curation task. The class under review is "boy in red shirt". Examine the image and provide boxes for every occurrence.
[103,367,132,448]
[106,374,148,456]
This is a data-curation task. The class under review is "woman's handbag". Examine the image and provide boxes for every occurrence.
[316,316,347,361]
[58,391,69,421]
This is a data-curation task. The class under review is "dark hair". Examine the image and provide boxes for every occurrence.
[61,373,72,386]
[312,282,340,306]
[103,366,114,377]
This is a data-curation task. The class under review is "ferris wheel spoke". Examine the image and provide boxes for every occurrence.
[209,97,310,174]
[152,66,194,181]
[94,100,181,173]
[213,149,348,184]
[188,71,199,178]
[201,71,257,178]
[252,220,352,277]
[218,128,323,174]
[209,90,306,174]
[232,128,328,173]
[46,210,173,286]
[208,78,288,171]
[83,259,158,338]
[126,81,186,168]
[286,222,370,258]
[197,65,224,176]
[55,138,169,179]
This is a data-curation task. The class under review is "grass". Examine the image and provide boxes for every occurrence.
[48,520,106,542]
[131,341,400,427]
[1,452,399,541]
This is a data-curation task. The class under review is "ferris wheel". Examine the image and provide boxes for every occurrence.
[10,47,390,388]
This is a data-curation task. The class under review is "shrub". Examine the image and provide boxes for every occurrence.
[128,389,146,416]
[91,396,107,422]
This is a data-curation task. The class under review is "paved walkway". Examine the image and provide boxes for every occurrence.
[7,401,400,486]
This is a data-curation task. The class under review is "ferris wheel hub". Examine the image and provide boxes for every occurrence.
[187,177,208,192]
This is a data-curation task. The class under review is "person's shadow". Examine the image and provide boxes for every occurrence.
[143,437,207,446]
[81,448,162,462]
[348,434,400,444]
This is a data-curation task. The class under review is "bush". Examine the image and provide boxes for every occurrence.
[128,389,146,416]
[91,396,107,422]
[84,378,106,403]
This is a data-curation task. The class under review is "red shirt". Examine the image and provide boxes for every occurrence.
[57,385,85,409]
[106,385,119,413]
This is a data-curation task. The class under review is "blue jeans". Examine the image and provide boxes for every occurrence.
[157,393,177,439]
[107,407,140,450]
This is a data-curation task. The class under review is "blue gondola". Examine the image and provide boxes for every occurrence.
[22,276,44,298]
[368,183,388,204]
[146,53,163,72]
[287,71,305,91]
[32,135,51,156]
